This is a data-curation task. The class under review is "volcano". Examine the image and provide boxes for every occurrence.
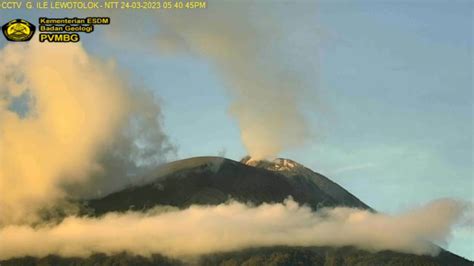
[86,156,370,215]
[2,156,471,266]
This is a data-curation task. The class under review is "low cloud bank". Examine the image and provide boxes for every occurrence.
[0,198,465,260]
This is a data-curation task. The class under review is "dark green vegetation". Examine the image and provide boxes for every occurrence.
[1,253,183,266]
[2,247,471,266]
[1,157,471,265]
[200,246,472,266]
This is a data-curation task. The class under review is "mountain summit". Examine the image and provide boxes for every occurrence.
[241,156,371,210]
[241,156,303,171]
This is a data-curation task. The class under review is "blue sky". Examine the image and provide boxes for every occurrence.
[1,0,472,259]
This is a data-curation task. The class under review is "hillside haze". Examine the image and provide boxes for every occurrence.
[1,156,471,266]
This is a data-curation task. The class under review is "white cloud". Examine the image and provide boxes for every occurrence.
[0,198,465,260]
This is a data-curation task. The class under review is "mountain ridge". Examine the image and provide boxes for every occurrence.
[85,156,369,215]
[240,156,371,210]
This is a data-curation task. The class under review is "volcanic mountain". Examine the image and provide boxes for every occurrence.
[2,156,471,266]
[86,156,370,215]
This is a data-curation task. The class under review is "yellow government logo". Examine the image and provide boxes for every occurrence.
[2,19,36,42]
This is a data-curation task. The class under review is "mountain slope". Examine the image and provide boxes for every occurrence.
[200,246,472,266]
[241,156,371,209]
[86,156,368,215]
[1,156,471,266]
[2,247,471,266]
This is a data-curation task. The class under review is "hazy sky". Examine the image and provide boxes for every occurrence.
[1,0,472,259]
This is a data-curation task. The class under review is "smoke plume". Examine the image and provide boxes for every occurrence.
[0,198,465,260]
[156,3,317,159]
[0,42,174,225]
[107,2,317,159]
